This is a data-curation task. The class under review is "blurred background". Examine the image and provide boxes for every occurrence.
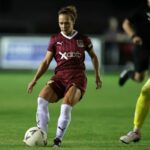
[0,0,144,72]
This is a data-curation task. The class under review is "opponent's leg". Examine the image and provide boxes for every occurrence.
[134,79,150,130]
[120,79,150,144]
[119,71,146,86]
[119,70,135,86]
[53,85,81,147]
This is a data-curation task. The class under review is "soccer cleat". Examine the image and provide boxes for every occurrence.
[52,138,61,148]
[119,70,129,86]
[120,131,141,144]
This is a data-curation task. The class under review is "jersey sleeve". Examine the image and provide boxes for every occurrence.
[47,35,56,53]
[84,36,93,52]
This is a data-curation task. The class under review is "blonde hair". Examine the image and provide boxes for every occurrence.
[58,5,77,23]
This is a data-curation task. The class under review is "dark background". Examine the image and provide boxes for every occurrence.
[0,0,144,35]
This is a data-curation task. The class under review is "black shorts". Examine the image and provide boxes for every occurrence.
[133,44,150,72]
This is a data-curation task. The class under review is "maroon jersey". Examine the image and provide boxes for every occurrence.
[47,31,93,73]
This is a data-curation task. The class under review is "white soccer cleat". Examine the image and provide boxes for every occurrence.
[120,131,141,144]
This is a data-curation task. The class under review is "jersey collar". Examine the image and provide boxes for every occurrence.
[60,30,78,40]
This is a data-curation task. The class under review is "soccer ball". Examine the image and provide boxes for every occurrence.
[23,127,47,147]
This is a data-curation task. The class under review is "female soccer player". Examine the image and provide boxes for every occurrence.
[27,5,102,147]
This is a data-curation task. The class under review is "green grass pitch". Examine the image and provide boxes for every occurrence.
[0,71,150,150]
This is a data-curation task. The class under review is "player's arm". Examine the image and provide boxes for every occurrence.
[122,19,142,45]
[87,48,102,89]
[122,19,136,38]
[27,51,53,93]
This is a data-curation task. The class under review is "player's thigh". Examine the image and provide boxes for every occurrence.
[141,79,150,96]
[134,46,149,72]
[39,84,58,103]
[63,85,81,106]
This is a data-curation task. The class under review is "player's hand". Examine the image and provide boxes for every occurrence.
[132,36,142,45]
[27,80,36,93]
[96,75,102,89]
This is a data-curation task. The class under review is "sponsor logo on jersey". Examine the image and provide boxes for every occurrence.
[59,51,81,60]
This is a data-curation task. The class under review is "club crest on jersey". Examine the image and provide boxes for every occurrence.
[77,40,84,47]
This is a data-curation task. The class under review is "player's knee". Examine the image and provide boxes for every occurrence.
[135,76,144,82]
[64,94,78,106]
[134,72,146,82]
[39,85,58,103]
[141,83,150,97]
[63,96,73,106]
